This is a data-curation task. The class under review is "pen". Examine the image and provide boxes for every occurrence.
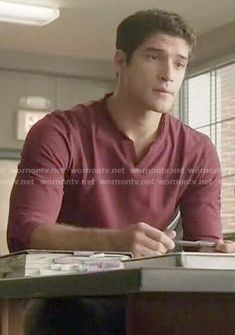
[174,240,216,248]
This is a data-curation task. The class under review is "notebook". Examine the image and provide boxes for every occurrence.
[123,252,235,270]
[0,249,132,278]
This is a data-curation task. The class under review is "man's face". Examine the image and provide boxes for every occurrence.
[115,33,190,113]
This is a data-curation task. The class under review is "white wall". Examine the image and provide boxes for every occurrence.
[189,20,235,75]
[0,69,114,150]
[0,160,17,254]
[0,48,114,81]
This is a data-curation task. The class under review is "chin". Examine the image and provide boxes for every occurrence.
[152,104,172,114]
[141,97,172,113]
[148,98,173,113]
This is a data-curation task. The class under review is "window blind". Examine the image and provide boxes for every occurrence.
[180,62,235,232]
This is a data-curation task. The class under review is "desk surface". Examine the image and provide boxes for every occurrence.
[1,267,235,299]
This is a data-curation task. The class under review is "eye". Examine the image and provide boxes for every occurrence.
[175,62,186,69]
[146,54,159,61]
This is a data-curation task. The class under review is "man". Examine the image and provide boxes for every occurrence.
[7,8,235,335]
[7,9,233,255]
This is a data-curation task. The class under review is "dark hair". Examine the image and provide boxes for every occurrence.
[116,9,196,63]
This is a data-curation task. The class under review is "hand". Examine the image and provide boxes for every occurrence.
[199,239,235,253]
[117,222,176,258]
[215,239,235,253]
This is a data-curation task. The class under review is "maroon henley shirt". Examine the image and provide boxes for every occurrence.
[7,94,222,251]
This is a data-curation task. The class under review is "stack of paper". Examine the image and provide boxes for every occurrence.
[0,250,132,278]
[123,252,235,270]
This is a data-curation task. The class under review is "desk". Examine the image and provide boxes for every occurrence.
[1,267,235,334]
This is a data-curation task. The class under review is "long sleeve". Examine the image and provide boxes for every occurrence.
[180,137,222,241]
[7,113,71,252]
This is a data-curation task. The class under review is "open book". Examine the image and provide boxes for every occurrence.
[123,252,235,270]
[0,249,132,278]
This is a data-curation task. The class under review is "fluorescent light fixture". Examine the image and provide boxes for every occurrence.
[0,1,60,26]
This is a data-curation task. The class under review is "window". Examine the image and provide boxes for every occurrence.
[181,62,235,232]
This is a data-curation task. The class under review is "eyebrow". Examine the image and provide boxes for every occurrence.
[143,47,189,62]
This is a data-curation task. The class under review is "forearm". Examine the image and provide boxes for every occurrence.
[28,223,123,251]
[28,221,176,257]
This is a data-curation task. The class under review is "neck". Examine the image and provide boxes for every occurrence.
[107,92,163,143]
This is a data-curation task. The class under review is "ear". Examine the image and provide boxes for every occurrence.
[113,50,126,75]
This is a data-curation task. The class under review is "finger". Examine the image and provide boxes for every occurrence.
[133,230,169,254]
[133,245,164,258]
[215,240,235,253]
[145,226,175,250]
[164,230,177,240]
[142,237,169,254]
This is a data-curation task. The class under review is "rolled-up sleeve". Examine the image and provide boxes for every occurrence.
[7,113,70,252]
[180,137,222,241]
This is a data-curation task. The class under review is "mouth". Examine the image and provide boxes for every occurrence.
[153,89,173,95]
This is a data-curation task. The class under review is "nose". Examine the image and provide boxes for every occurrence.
[158,61,174,83]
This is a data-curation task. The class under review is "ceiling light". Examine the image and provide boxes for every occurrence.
[0,1,60,26]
